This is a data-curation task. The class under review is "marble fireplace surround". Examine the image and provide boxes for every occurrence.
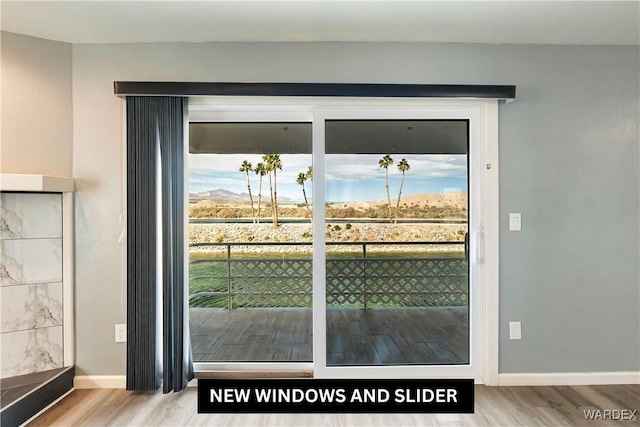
[0,174,74,379]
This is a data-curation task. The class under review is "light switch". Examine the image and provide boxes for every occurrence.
[509,213,521,231]
[509,321,522,340]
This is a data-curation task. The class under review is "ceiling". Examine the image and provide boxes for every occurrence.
[1,1,638,46]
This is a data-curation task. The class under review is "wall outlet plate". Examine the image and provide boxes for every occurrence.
[115,324,126,343]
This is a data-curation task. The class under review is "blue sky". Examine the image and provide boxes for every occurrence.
[189,154,467,202]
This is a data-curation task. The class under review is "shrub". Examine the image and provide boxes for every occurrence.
[345,223,352,230]
[217,208,237,218]
[333,225,342,231]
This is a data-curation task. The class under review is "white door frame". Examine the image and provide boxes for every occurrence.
[188,98,499,384]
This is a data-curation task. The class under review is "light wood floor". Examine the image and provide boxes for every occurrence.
[190,307,468,365]
[30,384,639,426]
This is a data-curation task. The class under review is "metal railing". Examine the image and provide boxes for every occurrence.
[189,241,467,309]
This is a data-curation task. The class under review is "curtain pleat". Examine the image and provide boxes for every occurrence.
[126,96,193,393]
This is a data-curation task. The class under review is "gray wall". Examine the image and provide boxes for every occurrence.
[0,38,599,375]
[71,41,639,375]
[1,32,73,176]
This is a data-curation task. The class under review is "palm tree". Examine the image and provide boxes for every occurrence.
[378,154,394,223]
[262,154,275,224]
[239,160,255,223]
[270,154,283,227]
[263,153,282,227]
[297,172,311,217]
[395,158,410,224]
[262,154,273,219]
[254,162,267,223]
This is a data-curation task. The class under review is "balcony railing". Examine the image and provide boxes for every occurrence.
[189,241,468,310]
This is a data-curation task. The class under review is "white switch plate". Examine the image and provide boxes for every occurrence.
[509,321,522,340]
[509,213,521,231]
[115,324,127,343]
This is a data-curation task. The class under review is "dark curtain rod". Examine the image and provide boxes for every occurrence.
[114,82,516,100]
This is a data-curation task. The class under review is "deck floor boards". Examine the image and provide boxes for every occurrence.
[190,306,468,364]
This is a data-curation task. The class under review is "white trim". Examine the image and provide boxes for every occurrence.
[62,192,75,367]
[19,388,75,427]
[482,102,500,386]
[72,375,202,389]
[194,362,313,371]
[312,104,488,380]
[0,173,74,192]
[498,372,640,386]
[188,98,500,383]
[311,111,327,373]
[74,375,126,389]
[189,109,311,122]
[189,96,511,110]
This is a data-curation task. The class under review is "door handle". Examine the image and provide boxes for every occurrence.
[464,232,469,262]
[475,231,484,265]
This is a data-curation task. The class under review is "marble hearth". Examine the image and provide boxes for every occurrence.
[0,174,74,425]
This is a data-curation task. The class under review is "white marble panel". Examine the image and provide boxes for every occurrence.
[1,326,63,378]
[1,193,62,239]
[1,282,63,333]
[1,238,62,286]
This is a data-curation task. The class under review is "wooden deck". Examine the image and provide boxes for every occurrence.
[189,306,468,365]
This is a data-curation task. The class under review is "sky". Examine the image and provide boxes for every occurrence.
[189,153,467,202]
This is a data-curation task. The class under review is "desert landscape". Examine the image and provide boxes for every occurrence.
[189,190,467,220]
[188,191,468,253]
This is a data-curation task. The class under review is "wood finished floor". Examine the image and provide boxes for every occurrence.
[29,384,639,426]
[190,307,468,365]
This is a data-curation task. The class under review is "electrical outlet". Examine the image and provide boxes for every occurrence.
[115,324,127,343]
[509,321,522,340]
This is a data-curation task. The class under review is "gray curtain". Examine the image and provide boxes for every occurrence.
[126,96,193,392]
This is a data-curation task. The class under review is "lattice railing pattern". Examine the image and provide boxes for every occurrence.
[233,259,312,307]
[190,253,467,308]
[326,258,468,307]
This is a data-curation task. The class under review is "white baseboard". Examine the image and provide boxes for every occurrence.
[74,375,200,389]
[74,375,126,389]
[74,372,639,389]
[498,371,640,386]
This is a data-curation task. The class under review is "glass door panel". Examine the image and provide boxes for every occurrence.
[188,121,313,362]
[324,120,469,366]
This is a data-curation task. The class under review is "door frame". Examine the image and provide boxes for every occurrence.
[188,98,499,384]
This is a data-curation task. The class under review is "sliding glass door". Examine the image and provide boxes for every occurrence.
[189,103,486,379]
[188,114,314,364]
[323,119,469,366]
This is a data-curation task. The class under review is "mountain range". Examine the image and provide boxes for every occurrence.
[189,188,292,202]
